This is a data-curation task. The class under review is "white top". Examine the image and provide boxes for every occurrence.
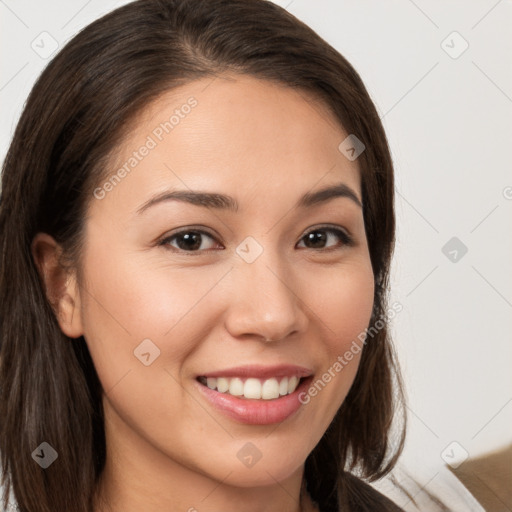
[369,462,485,511]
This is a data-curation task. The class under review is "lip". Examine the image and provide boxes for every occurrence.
[195,370,314,425]
[198,364,313,380]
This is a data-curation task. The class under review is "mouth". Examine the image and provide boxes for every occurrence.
[195,365,314,425]
[197,375,305,400]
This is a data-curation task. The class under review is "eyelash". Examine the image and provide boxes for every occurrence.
[157,225,354,254]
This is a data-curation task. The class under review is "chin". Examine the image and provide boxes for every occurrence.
[217,459,305,488]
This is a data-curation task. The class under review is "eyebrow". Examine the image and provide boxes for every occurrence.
[136,182,362,215]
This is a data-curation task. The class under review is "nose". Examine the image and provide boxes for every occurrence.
[223,248,309,343]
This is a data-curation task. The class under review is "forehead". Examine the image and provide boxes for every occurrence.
[92,73,361,218]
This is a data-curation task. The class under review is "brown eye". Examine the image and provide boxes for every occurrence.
[160,230,220,252]
[297,227,353,250]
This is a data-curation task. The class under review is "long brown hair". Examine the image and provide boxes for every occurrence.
[0,1,405,510]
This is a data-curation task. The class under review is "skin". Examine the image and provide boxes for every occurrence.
[32,74,375,512]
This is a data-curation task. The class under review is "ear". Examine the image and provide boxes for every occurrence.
[31,233,84,339]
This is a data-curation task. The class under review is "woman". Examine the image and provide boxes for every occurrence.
[0,1,481,511]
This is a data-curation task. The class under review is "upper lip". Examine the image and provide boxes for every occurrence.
[198,364,313,380]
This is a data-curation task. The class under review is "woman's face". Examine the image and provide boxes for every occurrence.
[74,74,374,490]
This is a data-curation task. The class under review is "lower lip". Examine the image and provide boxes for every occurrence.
[195,377,313,425]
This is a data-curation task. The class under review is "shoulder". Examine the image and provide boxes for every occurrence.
[367,461,486,512]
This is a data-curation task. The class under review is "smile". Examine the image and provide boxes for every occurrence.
[197,375,301,400]
[195,365,314,425]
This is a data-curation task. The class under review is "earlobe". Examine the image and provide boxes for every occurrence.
[31,233,84,339]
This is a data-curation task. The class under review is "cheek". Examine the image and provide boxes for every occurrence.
[78,241,230,393]
[298,260,374,422]
[78,253,231,455]
[310,260,375,354]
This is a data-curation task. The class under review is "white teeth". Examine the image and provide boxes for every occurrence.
[217,377,229,393]
[261,378,279,399]
[287,376,299,394]
[201,375,302,399]
[229,377,244,396]
[244,378,261,399]
[279,377,288,396]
